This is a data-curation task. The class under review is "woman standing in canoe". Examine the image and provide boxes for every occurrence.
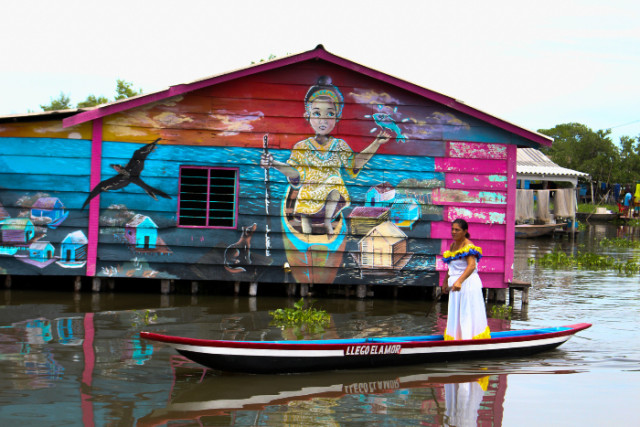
[442,219,491,340]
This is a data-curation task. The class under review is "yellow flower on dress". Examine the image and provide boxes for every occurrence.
[442,244,483,264]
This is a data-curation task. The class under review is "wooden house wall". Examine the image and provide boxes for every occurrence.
[0,60,523,286]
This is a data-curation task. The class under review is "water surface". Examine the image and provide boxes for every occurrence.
[0,223,639,426]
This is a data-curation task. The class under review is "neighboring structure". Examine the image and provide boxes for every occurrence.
[517,148,590,188]
[31,197,68,228]
[0,45,552,290]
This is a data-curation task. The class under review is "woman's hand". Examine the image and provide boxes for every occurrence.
[375,130,392,145]
[260,152,273,169]
[451,280,462,292]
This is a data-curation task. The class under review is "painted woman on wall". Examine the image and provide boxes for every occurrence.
[261,76,391,234]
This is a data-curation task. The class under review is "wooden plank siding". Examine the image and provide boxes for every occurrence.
[0,52,540,288]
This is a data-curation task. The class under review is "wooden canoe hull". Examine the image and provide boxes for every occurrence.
[515,224,561,238]
[141,323,591,374]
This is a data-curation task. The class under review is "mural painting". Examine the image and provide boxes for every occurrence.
[0,48,536,288]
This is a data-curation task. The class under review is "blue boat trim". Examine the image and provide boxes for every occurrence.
[258,326,572,345]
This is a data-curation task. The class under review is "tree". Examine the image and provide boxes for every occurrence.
[114,79,142,100]
[538,123,619,184]
[40,92,73,111]
[77,94,110,108]
[617,135,640,184]
[40,80,142,111]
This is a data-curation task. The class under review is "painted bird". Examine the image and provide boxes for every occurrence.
[372,112,408,143]
[81,138,170,209]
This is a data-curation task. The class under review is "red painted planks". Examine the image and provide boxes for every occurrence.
[431,221,506,240]
[447,141,507,159]
[440,239,506,257]
[445,173,507,191]
[435,158,507,174]
[436,256,505,273]
[444,206,506,224]
[432,188,506,205]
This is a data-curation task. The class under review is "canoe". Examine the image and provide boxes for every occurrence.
[515,223,563,238]
[575,212,621,222]
[281,187,347,284]
[141,323,591,374]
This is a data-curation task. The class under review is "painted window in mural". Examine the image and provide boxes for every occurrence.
[178,166,239,228]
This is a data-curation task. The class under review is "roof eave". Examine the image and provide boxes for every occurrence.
[62,45,553,146]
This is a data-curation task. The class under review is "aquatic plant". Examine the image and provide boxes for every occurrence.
[530,246,640,275]
[270,298,331,337]
[599,237,640,249]
[489,304,513,320]
[131,309,158,328]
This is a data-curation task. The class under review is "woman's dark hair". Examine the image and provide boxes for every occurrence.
[304,75,344,118]
[452,218,470,238]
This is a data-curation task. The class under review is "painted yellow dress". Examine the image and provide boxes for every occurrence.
[286,137,360,216]
[442,244,491,341]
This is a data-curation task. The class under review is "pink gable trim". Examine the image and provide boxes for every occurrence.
[62,46,552,147]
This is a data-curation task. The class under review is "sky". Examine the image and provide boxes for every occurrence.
[1,0,638,143]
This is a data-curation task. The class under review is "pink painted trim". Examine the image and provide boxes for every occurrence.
[81,312,95,426]
[62,47,552,147]
[177,165,239,229]
[86,119,102,276]
[503,144,517,285]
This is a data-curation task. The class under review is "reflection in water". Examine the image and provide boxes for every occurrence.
[1,223,639,425]
[137,359,506,426]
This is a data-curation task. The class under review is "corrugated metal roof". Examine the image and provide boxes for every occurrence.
[517,148,590,180]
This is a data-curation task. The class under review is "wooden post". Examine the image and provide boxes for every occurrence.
[4,275,11,289]
[234,281,240,295]
[191,281,199,294]
[74,276,82,292]
[92,277,101,293]
[356,284,367,299]
[287,283,296,296]
[249,282,258,296]
[107,278,115,291]
[161,279,171,295]
[300,283,309,297]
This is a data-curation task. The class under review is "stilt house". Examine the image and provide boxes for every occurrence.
[0,45,552,290]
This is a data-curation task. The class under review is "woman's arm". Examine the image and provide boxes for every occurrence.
[261,153,300,180]
[451,255,477,292]
[353,130,391,170]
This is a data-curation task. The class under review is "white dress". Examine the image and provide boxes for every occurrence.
[443,245,490,340]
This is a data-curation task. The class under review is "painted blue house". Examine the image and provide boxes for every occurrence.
[390,196,422,229]
[125,215,158,249]
[29,241,55,261]
[59,230,88,265]
[365,182,396,207]
[31,197,68,228]
[0,218,35,244]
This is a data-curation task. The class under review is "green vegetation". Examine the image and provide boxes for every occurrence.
[269,298,331,338]
[599,237,640,249]
[538,123,628,184]
[40,79,142,111]
[529,246,640,275]
[131,309,157,328]
[489,304,513,320]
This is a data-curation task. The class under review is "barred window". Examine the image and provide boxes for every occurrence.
[178,166,238,228]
